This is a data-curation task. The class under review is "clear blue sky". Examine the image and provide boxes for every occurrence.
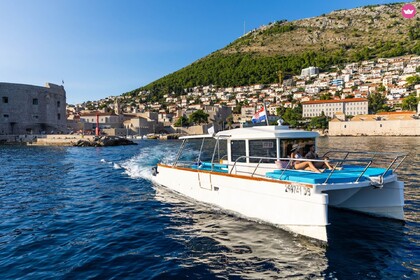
[0,0,405,104]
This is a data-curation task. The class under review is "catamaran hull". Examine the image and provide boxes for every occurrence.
[153,164,329,242]
[153,165,406,242]
[325,179,405,220]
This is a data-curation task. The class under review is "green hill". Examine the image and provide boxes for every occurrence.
[124,2,420,102]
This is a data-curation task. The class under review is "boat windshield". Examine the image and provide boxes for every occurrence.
[176,138,228,165]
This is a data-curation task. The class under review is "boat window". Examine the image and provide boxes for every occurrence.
[215,139,228,162]
[280,138,316,158]
[249,139,277,163]
[198,139,217,162]
[176,138,227,165]
[231,140,246,162]
[177,140,202,163]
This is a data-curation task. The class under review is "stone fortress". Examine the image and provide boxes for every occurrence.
[0,82,67,135]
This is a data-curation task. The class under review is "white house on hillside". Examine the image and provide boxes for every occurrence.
[302,98,369,118]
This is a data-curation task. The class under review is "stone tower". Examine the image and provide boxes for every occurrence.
[114,98,121,115]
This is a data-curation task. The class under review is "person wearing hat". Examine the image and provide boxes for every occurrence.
[290,144,321,173]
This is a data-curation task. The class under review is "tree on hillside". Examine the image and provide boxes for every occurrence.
[174,116,189,127]
[188,110,209,125]
[408,23,420,40]
[402,94,419,111]
[320,92,332,100]
[406,75,420,87]
[377,84,386,92]
[368,92,387,114]
[309,112,330,130]
[232,103,242,114]
[226,114,234,129]
[276,106,287,117]
[282,104,303,127]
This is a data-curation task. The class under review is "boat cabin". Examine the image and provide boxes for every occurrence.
[174,126,319,177]
[171,125,406,185]
[217,125,318,164]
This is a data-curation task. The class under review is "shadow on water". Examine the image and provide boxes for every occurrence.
[153,185,328,279]
[325,208,416,279]
[154,185,418,279]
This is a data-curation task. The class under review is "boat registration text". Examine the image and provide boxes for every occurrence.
[285,184,311,196]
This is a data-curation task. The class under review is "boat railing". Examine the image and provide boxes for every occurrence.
[229,155,401,185]
[323,150,407,173]
[173,155,371,178]
[173,150,405,185]
[229,156,343,178]
[219,155,228,161]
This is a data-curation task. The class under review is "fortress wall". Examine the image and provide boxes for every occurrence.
[0,82,67,134]
[329,119,420,136]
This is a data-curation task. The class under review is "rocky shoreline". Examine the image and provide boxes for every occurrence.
[18,135,138,147]
[73,136,137,147]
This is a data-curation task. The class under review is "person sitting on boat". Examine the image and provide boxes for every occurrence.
[290,144,321,173]
[305,144,333,170]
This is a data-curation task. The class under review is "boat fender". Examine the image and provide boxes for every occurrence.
[152,166,159,176]
[370,176,383,189]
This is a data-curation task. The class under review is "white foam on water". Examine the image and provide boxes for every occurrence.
[103,143,201,181]
[100,158,117,167]
[100,159,113,165]
[120,145,178,181]
[113,163,122,169]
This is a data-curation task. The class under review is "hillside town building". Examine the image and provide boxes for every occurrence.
[301,66,320,77]
[302,98,368,118]
[302,98,369,118]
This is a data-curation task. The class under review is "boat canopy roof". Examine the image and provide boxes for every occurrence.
[179,126,319,140]
[179,134,214,140]
[215,125,319,140]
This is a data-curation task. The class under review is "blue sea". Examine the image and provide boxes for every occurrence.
[0,137,419,279]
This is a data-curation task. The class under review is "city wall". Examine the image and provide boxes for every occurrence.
[0,82,67,135]
[27,135,95,146]
[329,119,420,136]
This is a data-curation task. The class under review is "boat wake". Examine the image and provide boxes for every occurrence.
[102,145,179,181]
[98,141,201,182]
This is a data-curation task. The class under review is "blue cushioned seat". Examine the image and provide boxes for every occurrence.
[266,165,392,184]
[190,162,228,173]
[266,169,367,184]
[341,165,392,177]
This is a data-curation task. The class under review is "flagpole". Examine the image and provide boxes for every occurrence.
[263,103,269,126]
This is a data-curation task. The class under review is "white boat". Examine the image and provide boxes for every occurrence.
[151,125,406,242]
